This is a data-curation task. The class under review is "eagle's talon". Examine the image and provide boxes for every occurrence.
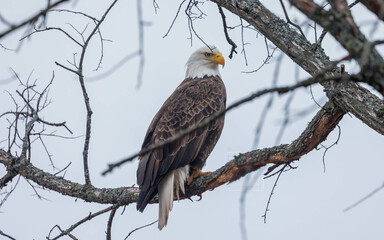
[196,194,203,201]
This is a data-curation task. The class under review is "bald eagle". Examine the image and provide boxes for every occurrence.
[136,45,226,230]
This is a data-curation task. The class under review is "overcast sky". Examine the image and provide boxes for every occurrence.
[0,0,383,239]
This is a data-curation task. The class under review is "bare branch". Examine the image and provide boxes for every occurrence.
[0,229,16,240]
[239,17,248,66]
[136,0,145,88]
[47,205,119,240]
[106,207,118,240]
[0,170,18,189]
[213,0,384,133]
[0,176,21,208]
[252,52,284,148]
[184,0,211,49]
[217,5,237,59]
[124,220,158,239]
[0,0,70,39]
[0,98,345,205]
[20,26,83,47]
[315,0,360,47]
[262,164,289,223]
[163,0,188,38]
[55,61,79,76]
[49,9,99,22]
[360,0,384,21]
[73,0,120,185]
[290,0,384,95]
[344,181,384,212]
[279,0,306,39]
[86,51,140,81]
[320,125,341,172]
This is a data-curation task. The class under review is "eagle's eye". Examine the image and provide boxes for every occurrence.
[204,52,213,58]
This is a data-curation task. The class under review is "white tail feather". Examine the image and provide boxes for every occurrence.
[157,165,190,230]
[174,165,190,200]
[158,172,174,230]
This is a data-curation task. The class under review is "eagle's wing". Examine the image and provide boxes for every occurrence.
[136,76,226,212]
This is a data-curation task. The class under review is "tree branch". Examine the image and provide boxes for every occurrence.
[0,230,16,240]
[47,205,120,240]
[289,0,384,95]
[217,5,238,59]
[0,0,70,39]
[360,0,384,21]
[75,0,119,185]
[0,100,345,205]
[210,0,384,134]
[106,207,118,240]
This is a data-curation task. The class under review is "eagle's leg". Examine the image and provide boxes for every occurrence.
[187,169,212,185]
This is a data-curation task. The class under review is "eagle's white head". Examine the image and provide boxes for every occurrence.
[185,45,225,78]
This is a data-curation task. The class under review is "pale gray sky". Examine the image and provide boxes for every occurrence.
[0,0,383,239]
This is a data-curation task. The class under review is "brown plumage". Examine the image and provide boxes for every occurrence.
[136,46,226,230]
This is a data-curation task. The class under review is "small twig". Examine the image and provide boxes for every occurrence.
[20,26,83,47]
[279,0,306,39]
[49,9,99,22]
[86,51,140,81]
[124,220,158,239]
[75,0,120,185]
[0,0,69,39]
[54,162,72,176]
[136,0,145,88]
[252,52,284,148]
[274,63,300,145]
[48,225,78,240]
[24,178,49,201]
[316,0,360,46]
[242,46,277,73]
[55,61,79,76]
[184,0,210,49]
[163,0,187,38]
[38,135,56,170]
[106,207,118,240]
[0,229,16,240]
[48,205,120,240]
[239,17,248,66]
[0,176,21,208]
[218,5,237,59]
[37,119,73,134]
[320,125,341,172]
[262,163,288,223]
[153,0,160,14]
[344,182,384,212]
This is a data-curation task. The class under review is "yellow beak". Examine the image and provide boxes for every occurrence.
[207,53,225,68]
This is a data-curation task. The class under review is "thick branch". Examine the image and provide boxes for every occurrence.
[0,100,345,204]
[360,0,384,21]
[186,101,344,195]
[324,80,384,134]
[210,0,384,135]
[289,0,384,95]
[0,171,17,189]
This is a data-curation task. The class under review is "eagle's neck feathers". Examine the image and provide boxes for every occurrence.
[185,61,221,79]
